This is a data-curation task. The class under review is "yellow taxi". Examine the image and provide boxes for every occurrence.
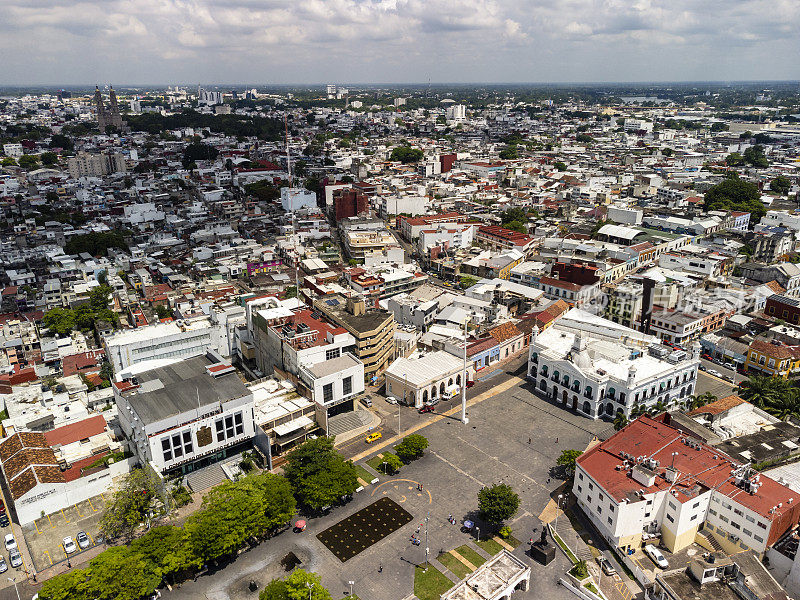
[365,432,382,444]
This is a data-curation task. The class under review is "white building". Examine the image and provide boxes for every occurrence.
[104,317,228,374]
[115,353,257,477]
[528,309,700,419]
[574,416,800,556]
[385,350,474,408]
[281,187,317,212]
[418,224,475,255]
[445,104,466,122]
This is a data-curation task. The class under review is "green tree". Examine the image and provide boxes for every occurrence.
[395,434,429,462]
[460,275,478,289]
[576,133,593,143]
[155,304,172,319]
[40,151,58,166]
[182,141,219,167]
[38,568,91,600]
[284,286,298,299]
[260,569,332,600]
[704,176,765,220]
[18,154,39,170]
[100,468,162,541]
[2,157,17,166]
[557,449,583,477]
[499,145,518,160]
[739,374,792,409]
[49,133,74,151]
[477,483,520,525]
[186,474,295,561]
[65,231,128,256]
[710,122,729,132]
[553,161,567,171]
[725,152,744,166]
[613,411,628,431]
[771,176,791,195]
[743,144,769,168]
[390,145,424,164]
[43,307,76,336]
[687,392,716,410]
[283,437,358,511]
[83,545,161,600]
[381,452,403,474]
[130,526,201,586]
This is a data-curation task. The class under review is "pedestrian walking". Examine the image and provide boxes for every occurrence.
[555,437,558,443]
[379,563,383,573]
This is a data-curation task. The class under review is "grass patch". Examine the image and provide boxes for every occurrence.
[585,582,599,595]
[414,564,454,600]
[355,464,374,483]
[366,455,387,472]
[505,534,521,548]
[553,531,578,564]
[437,552,472,580]
[476,537,504,556]
[455,545,486,568]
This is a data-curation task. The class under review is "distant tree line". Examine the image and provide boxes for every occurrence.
[127,110,284,141]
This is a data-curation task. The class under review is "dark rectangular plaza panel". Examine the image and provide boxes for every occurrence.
[317,497,413,562]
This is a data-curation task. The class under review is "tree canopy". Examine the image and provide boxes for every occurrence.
[771,175,791,195]
[65,230,128,256]
[390,145,424,164]
[282,437,358,511]
[395,434,429,462]
[739,375,799,420]
[127,109,283,141]
[743,144,769,168]
[182,142,219,167]
[477,483,520,525]
[43,285,117,336]
[100,468,162,541]
[557,449,583,477]
[260,569,332,600]
[703,175,765,220]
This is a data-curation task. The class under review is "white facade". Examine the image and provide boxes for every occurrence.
[3,143,24,158]
[105,317,228,374]
[281,187,317,212]
[300,353,365,409]
[528,309,700,419]
[418,224,475,254]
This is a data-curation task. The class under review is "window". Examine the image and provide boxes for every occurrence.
[743,528,752,537]
[754,534,764,543]
[326,348,341,360]
[172,434,183,458]
[645,512,651,518]
[599,493,604,502]
[607,516,613,526]
[666,514,674,523]
[323,383,334,403]
[215,418,225,442]
[609,503,614,512]
[721,501,731,510]
[720,515,729,523]
[183,431,193,455]
[225,415,234,439]
[733,508,743,516]
[161,438,172,462]
[693,502,700,509]
[690,514,698,521]
[234,412,244,436]
[745,515,755,523]
[669,501,676,511]
[596,506,602,514]
[578,473,584,480]
[577,486,582,494]
[343,376,352,396]
[757,521,767,530]
[588,483,594,491]
[731,521,741,530]
[709,508,717,516]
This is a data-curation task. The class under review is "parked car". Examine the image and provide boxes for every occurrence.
[418,405,435,414]
[385,396,398,405]
[63,536,77,554]
[365,432,382,444]
[362,397,373,408]
[8,549,21,568]
[596,556,616,576]
[466,380,475,388]
[0,499,5,513]
[644,544,669,569]
[4,534,15,551]
[0,514,9,528]
[0,556,6,573]
[76,531,90,550]
[708,369,722,378]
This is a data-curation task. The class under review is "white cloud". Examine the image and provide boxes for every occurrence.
[0,0,797,83]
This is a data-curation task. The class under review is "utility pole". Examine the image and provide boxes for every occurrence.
[424,511,430,570]
[461,316,469,424]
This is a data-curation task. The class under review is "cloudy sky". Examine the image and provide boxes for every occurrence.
[2,0,799,85]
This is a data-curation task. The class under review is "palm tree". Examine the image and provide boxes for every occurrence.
[740,375,793,408]
[761,388,800,421]
[613,411,629,431]
[688,392,716,411]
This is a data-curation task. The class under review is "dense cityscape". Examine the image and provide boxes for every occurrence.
[0,80,800,600]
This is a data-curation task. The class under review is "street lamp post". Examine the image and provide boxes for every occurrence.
[461,317,469,424]
[348,581,354,596]
[555,494,564,532]
[425,511,430,570]
[476,525,480,543]
[306,581,315,600]
[7,578,20,600]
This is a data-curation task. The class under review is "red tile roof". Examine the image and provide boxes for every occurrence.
[43,415,107,448]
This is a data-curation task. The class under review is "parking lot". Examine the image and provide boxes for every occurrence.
[21,493,108,571]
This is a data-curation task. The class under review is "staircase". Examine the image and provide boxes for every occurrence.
[186,463,227,492]
[327,409,372,437]
[698,529,724,552]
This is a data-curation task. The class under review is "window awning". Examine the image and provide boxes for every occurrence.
[273,415,314,437]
